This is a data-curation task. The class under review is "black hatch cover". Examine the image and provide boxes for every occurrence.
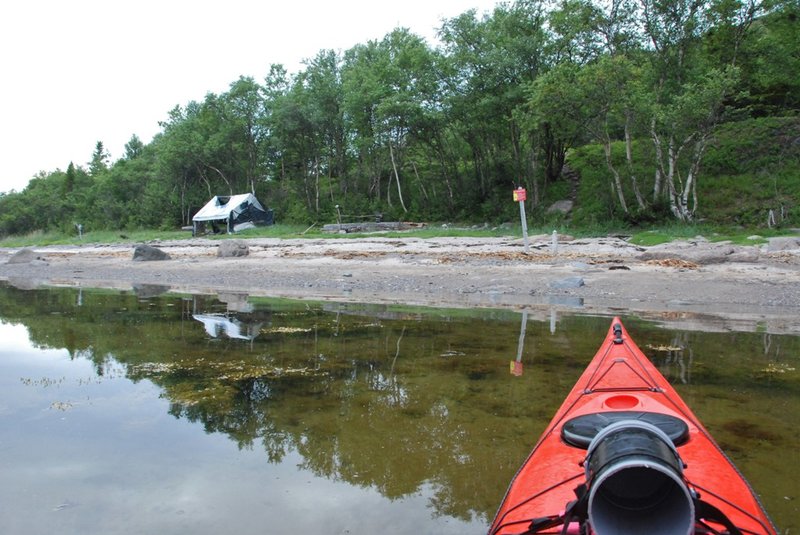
[562,411,690,449]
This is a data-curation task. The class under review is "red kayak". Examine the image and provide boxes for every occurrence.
[490,318,777,535]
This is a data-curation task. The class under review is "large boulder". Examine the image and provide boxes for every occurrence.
[133,284,171,298]
[550,277,585,289]
[766,236,800,252]
[7,248,47,265]
[639,241,760,265]
[546,200,574,216]
[218,240,250,258]
[132,244,170,261]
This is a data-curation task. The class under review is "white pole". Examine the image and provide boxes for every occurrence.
[519,201,529,253]
[516,310,528,363]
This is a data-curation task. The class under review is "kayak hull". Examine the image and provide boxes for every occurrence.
[489,318,777,535]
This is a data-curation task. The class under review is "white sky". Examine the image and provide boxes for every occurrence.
[0,0,500,194]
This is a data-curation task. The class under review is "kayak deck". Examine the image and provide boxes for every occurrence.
[489,318,777,535]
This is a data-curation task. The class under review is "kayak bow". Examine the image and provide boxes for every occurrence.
[489,318,777,535]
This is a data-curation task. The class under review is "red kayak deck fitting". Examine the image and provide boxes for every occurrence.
[489,318,777,535]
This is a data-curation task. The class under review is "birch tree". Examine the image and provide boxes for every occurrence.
[640,0,749,220]
[650,66,740,220]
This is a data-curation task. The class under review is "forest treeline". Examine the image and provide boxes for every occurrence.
[1,0,798,237]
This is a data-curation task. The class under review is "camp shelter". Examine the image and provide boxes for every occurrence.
[193,313,262,341]
[192,193,273,236]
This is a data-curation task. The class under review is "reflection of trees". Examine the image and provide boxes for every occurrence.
[0,285,541,521]
[154,355,534,520]
[3,285,798,524]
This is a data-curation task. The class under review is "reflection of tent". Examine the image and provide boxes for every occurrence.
[193,314,263,341]
[192,193,274,236]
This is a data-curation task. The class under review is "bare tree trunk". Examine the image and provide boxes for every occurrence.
[652,127,689,221]
[367,151,381,202]
[682,136,707,219]
[389,141,408,213]
[314,156,320,213]
[180,175,189,225]
[411,161,429,201]
[529,148,540,207]
[195,165,213,198]
[386,169,393,208]
[625,115,646,210]
[205,163,232,194]
[328,155,335,205]
[665,138,685,220]
[436,143,455,209]
[602,134,629,213]
[651,119,664,201]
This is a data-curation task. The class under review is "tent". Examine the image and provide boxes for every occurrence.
[192,193,273,236]
[193,313,262,341]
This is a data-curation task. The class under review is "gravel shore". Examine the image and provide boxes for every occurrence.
[2,234,799,333]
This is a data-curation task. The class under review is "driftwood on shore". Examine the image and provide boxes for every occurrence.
[321,221,427,233]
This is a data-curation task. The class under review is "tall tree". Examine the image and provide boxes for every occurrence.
[525,56,649,214]
[223,76,267,194]
[89,141,110,176]
[439,1,549,212]
[297,50,347,209]
[650,66,741,220]
[124,135,145,160]
[640,0,740,219]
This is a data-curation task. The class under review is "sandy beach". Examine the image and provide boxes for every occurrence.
[2,233,800,333]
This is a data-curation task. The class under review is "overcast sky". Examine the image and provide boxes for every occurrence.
[0,0,500,194]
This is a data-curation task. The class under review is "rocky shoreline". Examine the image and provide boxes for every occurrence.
[2,234,799,333]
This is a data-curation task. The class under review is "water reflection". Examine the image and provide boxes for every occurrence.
[0,283,797,533]
[193,314,263,340]
[132,283,171,299]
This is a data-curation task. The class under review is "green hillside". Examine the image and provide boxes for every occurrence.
[568,117,800,229]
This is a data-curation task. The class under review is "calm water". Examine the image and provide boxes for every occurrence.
[0,284,797,534]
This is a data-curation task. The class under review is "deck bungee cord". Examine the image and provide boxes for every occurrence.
[489,319,778,535]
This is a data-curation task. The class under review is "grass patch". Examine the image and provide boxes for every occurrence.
[3,221,794,249]
[323,225,519,239]
[629,226,793,246]
[0,223,523,247]
[0,229,191,248]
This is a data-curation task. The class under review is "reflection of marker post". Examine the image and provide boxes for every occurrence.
[510,310,528,376]
[513,187,529,253]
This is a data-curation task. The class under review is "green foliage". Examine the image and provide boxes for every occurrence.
[88,141,110,176]
[735,1,800,115]
[568,144,620,227]
[699,117,800,226]
[2,0,798,240]
[629,225,715,246]
[567,116,800,229]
